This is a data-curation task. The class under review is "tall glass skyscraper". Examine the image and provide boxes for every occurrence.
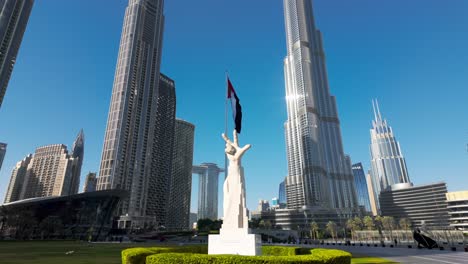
[166,119,195,231]
[369,99,410,201]
[0,143,6,172]
[283,0,357,211]
[96,0,169,228]
[0,0,34,108]
[351,163,372,213]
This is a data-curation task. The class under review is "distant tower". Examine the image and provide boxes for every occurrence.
[0,143,6,172]
[166,119,195,231]
[68,130,84,195]
[82,172,97,193]
[193,163,224,220]
[369,99,411,209]
[4,154,32,203]
[0,0,35,108]
[282,0,358,211]
[351,163,372,213]
[278,180,286,205]
[96,0,170,229]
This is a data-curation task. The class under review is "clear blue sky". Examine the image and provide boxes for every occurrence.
[1,0,467,215]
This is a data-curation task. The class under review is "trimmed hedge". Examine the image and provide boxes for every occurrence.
[262,246,313,256]
[121,245,207,264]
[122,245,350,264]
[146,249,351,264]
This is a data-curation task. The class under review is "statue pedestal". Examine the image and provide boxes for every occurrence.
[208,228,262,256]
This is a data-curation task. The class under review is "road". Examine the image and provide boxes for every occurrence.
[314,244,468,264]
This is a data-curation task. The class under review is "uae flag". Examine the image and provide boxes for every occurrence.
[227,78,243,134]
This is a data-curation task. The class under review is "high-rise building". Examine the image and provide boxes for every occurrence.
[0,142,6,172]
[257,200,270,212]
[166,119,195,231]
[379,182,449,228]
[4,154,32,203]
[366,171,378,216]
[96,0,168,229]
[193,163,224,220]
[68,129,84,195]
[82,172,97,193]
[5,131,84,203]
[282,0,357,211]
[369,99,411,210]
[351,163,372,213]
[278,180,286,205]
[0,0,34,108]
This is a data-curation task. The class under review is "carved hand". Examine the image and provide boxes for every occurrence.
[222,130,251,163]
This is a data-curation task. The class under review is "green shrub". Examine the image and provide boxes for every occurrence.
[146,251,351,264]
[122,245,350,264]
[262,246,303,256]
[122,245,207,264]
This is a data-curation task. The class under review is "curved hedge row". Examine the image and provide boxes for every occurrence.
[122,245,351,264]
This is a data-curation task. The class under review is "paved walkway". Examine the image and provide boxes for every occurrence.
[314,244,468,264]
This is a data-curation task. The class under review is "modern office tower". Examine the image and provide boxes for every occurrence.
[278,181,286,205]
[96,0,168,229]
[189,213,198,229]
[166,119,195,231]
[257,200,270,212]
[282,0,358,211]
[351,163,372,213]
[366,171,378,216]
[0,0,34,108]
[68,130,84,195]
[82,172,97,193]
[369,99,410,202]
[193,163,224,220]
[4,154,32,203]
[0,142,6,172]
[379,182,449,228]
[446,191,468,232]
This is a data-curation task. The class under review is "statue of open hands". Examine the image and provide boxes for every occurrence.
[222,130,251,164]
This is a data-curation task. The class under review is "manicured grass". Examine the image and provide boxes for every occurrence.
[0,241,376,264]
[0,241,156,264]
[352,256,398,263]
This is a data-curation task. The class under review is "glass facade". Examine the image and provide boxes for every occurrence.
[369,99,411,211]
[351,163,372,213]
[0,143,6,173]
[0,0,34,108]
[96,0,169,228]
[282,0,357,211]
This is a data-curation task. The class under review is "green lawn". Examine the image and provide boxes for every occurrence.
[351,254,398,264]
[0,241,397,264]
[0,241,145,264]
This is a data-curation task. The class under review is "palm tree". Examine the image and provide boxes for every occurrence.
[346,219,355,240]
[326,221,338,241]
[310,221,319,240]
[399,218,411,230]
[382,216,395,241]
[363,216,375,230]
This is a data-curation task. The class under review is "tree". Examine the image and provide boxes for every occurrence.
[346,219,354,240]
[326,221,338,241]
[363,216,375,231]
[382,216,395,240]
[264,220,272,230]
[399,218,411,230]
[310,221,319,240]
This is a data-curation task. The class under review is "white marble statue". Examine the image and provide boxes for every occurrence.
[221,130,250,231]
[208,130,261,256]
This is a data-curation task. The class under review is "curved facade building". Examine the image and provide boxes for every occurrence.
[369,99,410,199]
[446,191,468,232]
[379,182,449,228]
[351,163,372,213]
[282,0,357,211]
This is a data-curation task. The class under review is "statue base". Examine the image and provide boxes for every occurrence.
[208,228,262,256]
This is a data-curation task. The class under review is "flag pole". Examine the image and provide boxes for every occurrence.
[224,71,229,179]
